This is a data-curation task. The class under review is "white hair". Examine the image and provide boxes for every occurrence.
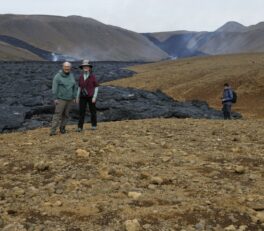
[63,62,72,67]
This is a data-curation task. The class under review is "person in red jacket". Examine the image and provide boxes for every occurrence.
[76,60,99,131]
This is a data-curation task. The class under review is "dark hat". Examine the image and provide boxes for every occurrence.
[79,60,93,69]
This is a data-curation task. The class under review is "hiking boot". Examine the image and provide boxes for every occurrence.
[91,126,97,130]
[60,126,66,134]
[49,131,56,136]
[76,127,83,132]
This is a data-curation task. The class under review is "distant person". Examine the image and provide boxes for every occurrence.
[76,60,99,132]
[221,83,233,120]
[50,62,77,136]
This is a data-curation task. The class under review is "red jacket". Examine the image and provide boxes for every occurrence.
[79,73,98,97]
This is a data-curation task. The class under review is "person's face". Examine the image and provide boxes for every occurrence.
[63,64,71,73]
[83,66,91,72]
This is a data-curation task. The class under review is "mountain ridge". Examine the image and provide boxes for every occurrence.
[0,14,169,61]
[1,16,264,61]
[144,20,264,58]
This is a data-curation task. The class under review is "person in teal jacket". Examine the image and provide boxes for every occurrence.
[50,62,77,136]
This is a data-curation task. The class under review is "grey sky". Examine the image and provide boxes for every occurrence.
[1,0,264,32]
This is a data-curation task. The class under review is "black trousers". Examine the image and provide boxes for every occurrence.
[78,97,97,128]
[222,103,232,120]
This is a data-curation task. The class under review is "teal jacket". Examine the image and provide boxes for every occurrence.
[52,70,77,100]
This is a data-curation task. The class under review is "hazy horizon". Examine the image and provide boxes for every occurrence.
[1,0,264,33]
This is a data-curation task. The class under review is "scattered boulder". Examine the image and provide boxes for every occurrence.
[34,161,50,171]
[234,165,246,174]
[124,219,141,231]
[150,176,164,185]
[224,225,236,231]
[128,192,142,200]
[13,187,25,197]
[256,212,264,223]
[75,149,90,158]
[54,200,63,207]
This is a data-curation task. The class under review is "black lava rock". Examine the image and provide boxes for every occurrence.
[0,61,241,132]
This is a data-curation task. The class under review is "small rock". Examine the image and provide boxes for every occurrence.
[99,167,112,180]
[205,200,212,205]
[75,149,90,158]
[45,182,56,194]
[235,166,246,174]
[34,161,49,171]
[195,220,205,230]
[23,142,33,146]
[55,189,63,194]
[43,202,52,207]
[143,224,151,229]
[2,223,27,231]
[224,225,236,231]
[238,225,247,231]
[28,186,39,197]
[160,141,170,149]
[54,200,63,207]
[128,192,142,200]
[256,212,264,222]
[249,174,259,181]
[13,187,25,196]
[140,172,150,179]
[148,184,157,190]
[124,219,141,231]
[109,168,124,177]
[162,156,171,162]
[150,176,163,185]
[231,147,241,153]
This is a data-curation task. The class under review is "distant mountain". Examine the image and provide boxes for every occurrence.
[216,21,246,32]
[143,32,208,58]
[2,16,264,62]
[0,14,169,61]
[144,21,264,58]
[248,22,264,31]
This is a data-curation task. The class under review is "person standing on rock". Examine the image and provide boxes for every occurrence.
[221,83,233,120]
[76,60,99,132]
[50,62,77,136]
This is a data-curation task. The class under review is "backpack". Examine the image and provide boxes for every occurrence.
[231,90,237,103]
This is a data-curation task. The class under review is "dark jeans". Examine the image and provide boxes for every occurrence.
[78,97,97,128]
[222,103,232,120]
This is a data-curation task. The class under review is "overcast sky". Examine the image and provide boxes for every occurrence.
[1,0,264,32]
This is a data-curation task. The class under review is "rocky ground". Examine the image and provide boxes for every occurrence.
[0,118,263,230]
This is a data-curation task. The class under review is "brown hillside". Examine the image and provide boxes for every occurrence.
[0,42,43,61]
[0,119,263,230]
[107,53,264,118]
[0,14,168,61]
